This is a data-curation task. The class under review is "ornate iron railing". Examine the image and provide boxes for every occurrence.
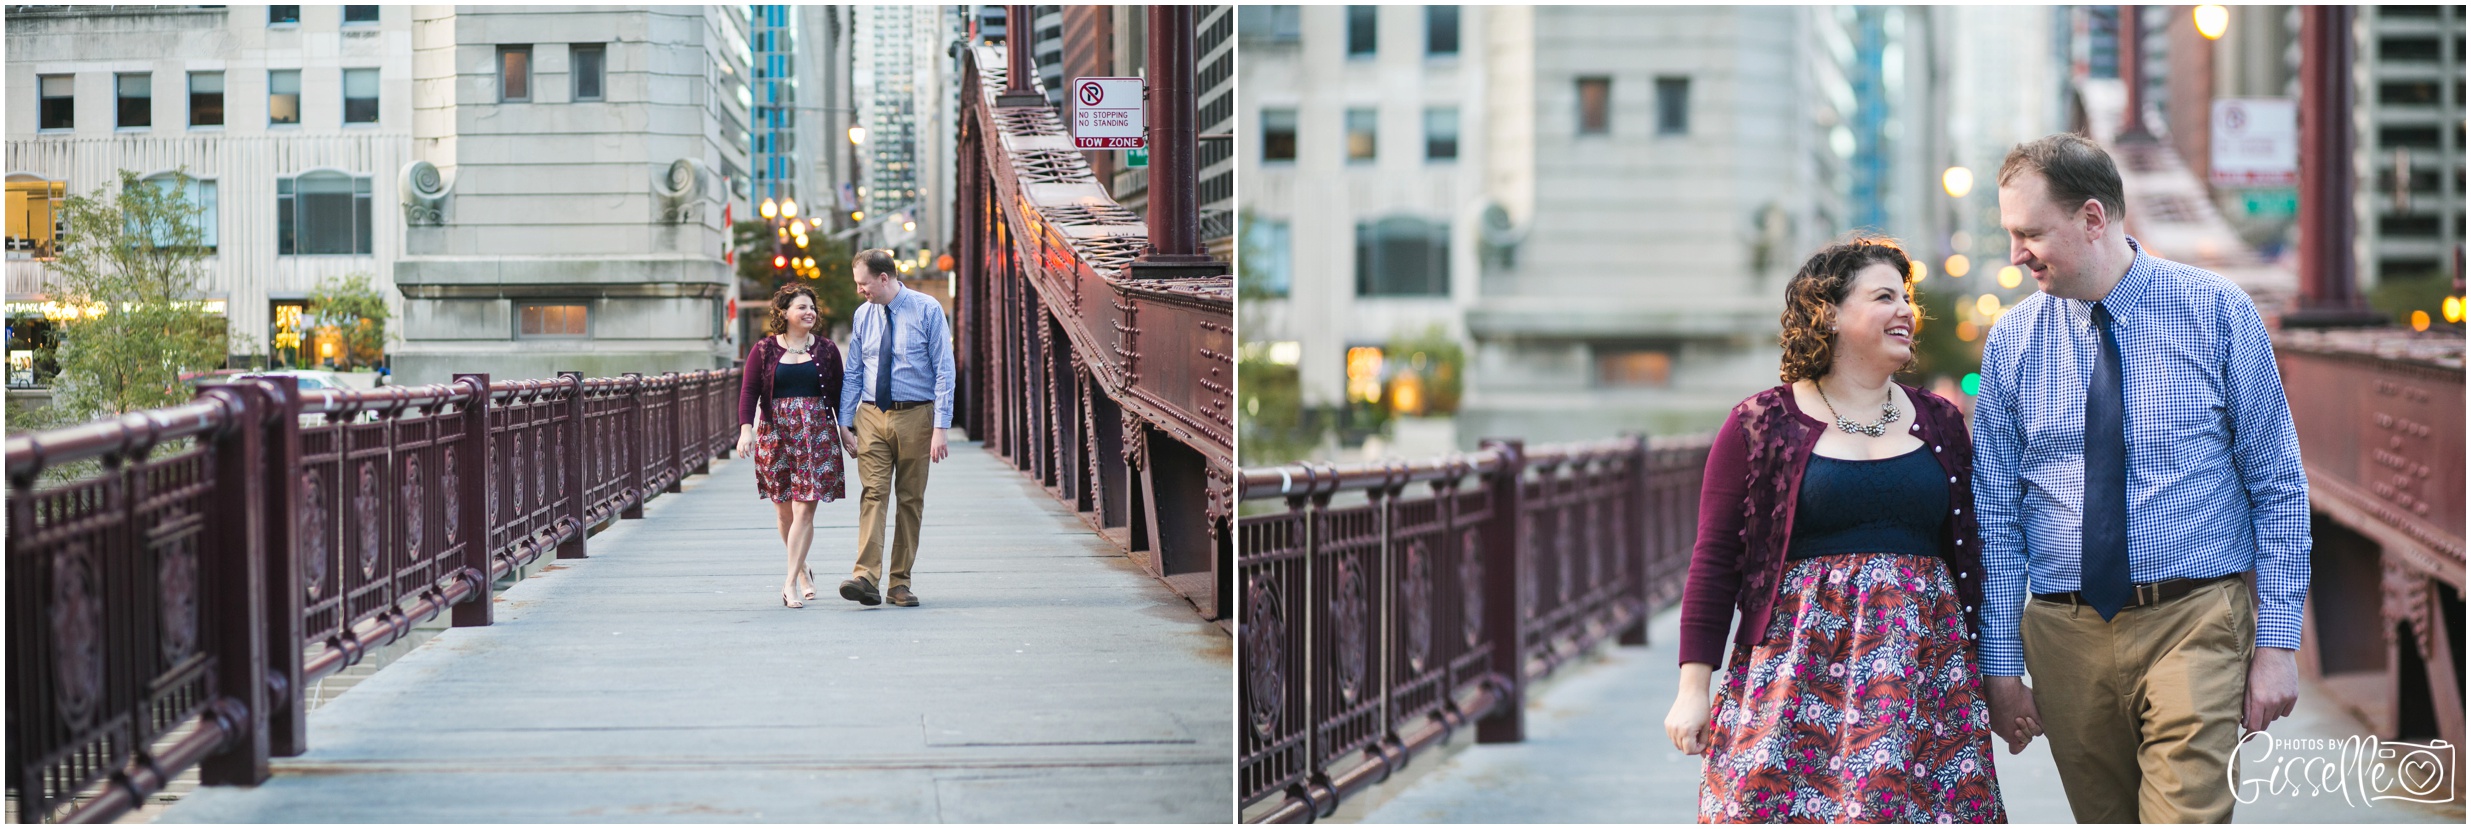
[1235,435,1711,822]
[957,44,1236,619]
[5,369,739,823]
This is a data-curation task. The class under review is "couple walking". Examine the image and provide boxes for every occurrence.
[1665,134,2311,823]
[735,249,956,610]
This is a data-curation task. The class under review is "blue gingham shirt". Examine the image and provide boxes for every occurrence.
[839,286,957,429]
[1972,237,2309,677]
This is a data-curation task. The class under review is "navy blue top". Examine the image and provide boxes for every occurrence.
[772,359,823,398]
[1787,445,1947,560]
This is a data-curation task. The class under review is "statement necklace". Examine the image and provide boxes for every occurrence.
[1816,383,1899,438]
[781,333,811,357]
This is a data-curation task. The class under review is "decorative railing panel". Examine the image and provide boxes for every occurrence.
[1236,435,1710,822]
[6,368,739,823]
[960,45,1235,618]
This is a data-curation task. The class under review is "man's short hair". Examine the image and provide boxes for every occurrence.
[1998,133,2128,223]
[856,248,900,279]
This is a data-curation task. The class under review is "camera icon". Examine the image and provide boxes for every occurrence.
[2376,739,2457,805]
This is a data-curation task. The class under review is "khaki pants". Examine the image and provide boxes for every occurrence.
[2022,577,2254,823]
[850,402,934,590]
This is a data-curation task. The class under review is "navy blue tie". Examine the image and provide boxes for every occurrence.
[2082,302,2131,619]
[874,304,895,409]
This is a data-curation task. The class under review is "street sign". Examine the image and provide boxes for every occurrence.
[2239,188,2298,217]
[1070,76,1144,150]
[2211,98,2298,188]
[1127,147,1148,168]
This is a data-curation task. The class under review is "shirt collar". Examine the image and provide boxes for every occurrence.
[2062,235,2157,330]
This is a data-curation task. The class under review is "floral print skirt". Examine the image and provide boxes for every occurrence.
[754,396,845,503]
[1698,553,2005,824]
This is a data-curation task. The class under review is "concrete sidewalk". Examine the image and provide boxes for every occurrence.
[158,442,1233,823]
[1360,606,2460,824]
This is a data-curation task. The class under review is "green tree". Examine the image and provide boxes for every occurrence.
[306,272,391,370]
[15,169,226,432]
[735,219,861,338]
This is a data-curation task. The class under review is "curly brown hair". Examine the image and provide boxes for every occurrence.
[1777,236,1918,383]
[762,283,822,337]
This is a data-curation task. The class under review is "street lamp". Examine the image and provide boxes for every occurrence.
[848,125,866,145]
[781,198,798,219]
[760,198,779,220]
[2193,5,2229,41]
[1942,166,1974,199]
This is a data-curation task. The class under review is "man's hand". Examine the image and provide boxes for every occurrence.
[1983,675,2042,755]
[2244,647,2299,733]
[929,427,950,463]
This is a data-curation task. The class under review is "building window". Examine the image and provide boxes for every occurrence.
[342,69,379,124]
[1426,6,1459,56]
[268,70,301,125]
[268,5,299,25]
[1346,6,1377,57]
[1425,107,1458,160]
[1576,76,1610,136]
[1355,215,1449,297]
[1245,217,1291,297]
[6,177,67,259]
[1262,108,1297,162]
[572,44,606,101]
[142,174,218,253]
[38,75,73,130]
[1597,348,1674,388]
[277,172,373,256]
[519,304,589,338]
[342,5,378,24]
[498,46,532,103]
[1238,5,1301,44]
[1655,76,1690,136]
[116,73,151,129]
[188,72,224,127]
[1345,108,1377,162]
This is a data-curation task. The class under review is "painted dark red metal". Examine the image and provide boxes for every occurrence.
[1236,435,1711,822]
[961,43,1235,619]
[3,368,739,824]
[2288,5,2384,327]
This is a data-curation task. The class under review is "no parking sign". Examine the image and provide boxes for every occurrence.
[1070,77,1145,150]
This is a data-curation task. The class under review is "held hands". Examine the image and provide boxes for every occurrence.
[1982,675,2042,754]
[2244,647,2299,733]
[841,427,859,453]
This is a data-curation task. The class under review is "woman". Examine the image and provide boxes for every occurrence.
[1663,238,2005,823]
[736,284,847,608]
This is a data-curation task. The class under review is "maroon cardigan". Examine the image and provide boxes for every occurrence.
[1677,383,1985,668]
[737,334,845,427]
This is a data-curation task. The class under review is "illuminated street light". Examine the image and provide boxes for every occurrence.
[1909,260,1927,282]
[1944,254,1971,278]
[852,211,864,222]
[1997,266,2024,289]
[790,219,807,236]
[2411,310,2431,331]
[2444,295,2465,324]
[848,125,866,145]
[1942,166,1974,199]
[760,198,779,220]
[781,199,798,219]
[2194,5,2229,41]
[903,220,917,234]
[1975,294,2000,316]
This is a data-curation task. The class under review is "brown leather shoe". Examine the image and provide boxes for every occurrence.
[886,585,919,607]
[838,576,881,606]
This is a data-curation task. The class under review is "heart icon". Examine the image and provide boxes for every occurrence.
[2396,755,2441,795]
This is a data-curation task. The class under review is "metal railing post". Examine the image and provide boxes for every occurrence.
[557,371,589,559]
[665,371,686,493]
[196,380,270,785]
[620,373,647,519]
[1620,434,1652,647]
[254,375,309,757]
[1476,438,1527,744]
[450,373,494,628]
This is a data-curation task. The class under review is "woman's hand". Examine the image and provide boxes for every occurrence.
[736,425,755,458]
[1665,662,1716,755]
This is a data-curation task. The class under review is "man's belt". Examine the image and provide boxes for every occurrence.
[2033,574,2241,610]
[870,400,932,412]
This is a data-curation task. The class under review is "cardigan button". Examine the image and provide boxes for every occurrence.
[1948,476,1957,483]
[1956,539,1964,546]
[1959,571,1969,578]
[1953,508,1962,515]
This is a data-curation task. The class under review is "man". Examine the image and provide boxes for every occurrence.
[1973,133,2309,823]
[837,249,955,608]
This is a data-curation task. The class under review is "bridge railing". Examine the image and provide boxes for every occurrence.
[5,368,739,824]
[1235,434,1711,823]
[958,44,1236,619]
